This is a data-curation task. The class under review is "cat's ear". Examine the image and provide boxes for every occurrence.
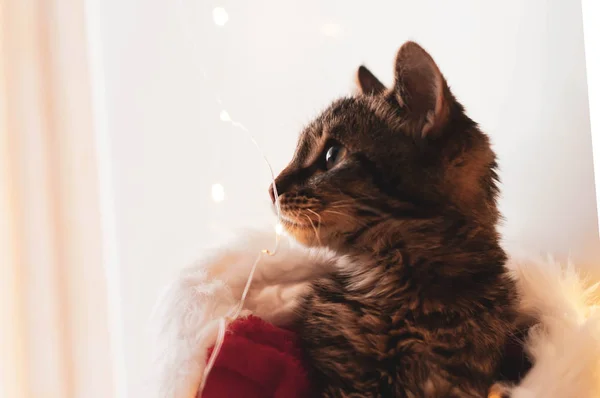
[392,41,450,137]
[356,65,386,95]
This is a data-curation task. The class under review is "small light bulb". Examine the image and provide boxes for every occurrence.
[275,222,284,236]
[212,7,229,26]
[219,110,231,122]
[211,183,225,203]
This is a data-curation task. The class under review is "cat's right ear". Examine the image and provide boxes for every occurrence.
[356,66,386,95]
[391,41,451,138]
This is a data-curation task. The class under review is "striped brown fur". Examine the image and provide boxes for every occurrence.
[269,42,518,397]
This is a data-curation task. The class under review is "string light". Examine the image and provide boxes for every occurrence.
[219,110,231,122]
[176,4,281,393]
[199,111,282,394]
[212,7,229,27]
[211,183,225,203]
[275,222,284,236]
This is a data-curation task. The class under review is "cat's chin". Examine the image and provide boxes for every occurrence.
[284,225,322,247]
[285,226,349,251]
[282,222,329,248]
[279,213,352,249]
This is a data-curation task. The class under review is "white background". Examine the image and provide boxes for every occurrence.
[92,1,599,396]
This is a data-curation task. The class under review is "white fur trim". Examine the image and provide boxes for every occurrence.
[151,229,600,398]
[150,229,335,398]
[507,256,600,398]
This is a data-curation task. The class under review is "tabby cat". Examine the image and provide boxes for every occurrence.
[269,42,518,397]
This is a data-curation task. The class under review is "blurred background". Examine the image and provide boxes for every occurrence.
[1,1,599,398]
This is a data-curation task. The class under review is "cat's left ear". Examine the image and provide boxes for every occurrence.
[392,42,451,137]
[356,65,386,95]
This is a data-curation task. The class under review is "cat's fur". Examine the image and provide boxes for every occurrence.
[269,42,519,397]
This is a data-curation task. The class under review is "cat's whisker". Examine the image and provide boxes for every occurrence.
[328,198,381,209]
[326,202,359,210]
[322,209,350,217]
[306,208,323,236]
[303,212,323,246]
[322,209,370,228]
[326,205,354,210]
[328,200,359,207]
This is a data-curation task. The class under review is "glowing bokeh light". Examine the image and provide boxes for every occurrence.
[219,109,231,122]
[211,183,225,203]
[212,7,229,26]
[275,222,284,236]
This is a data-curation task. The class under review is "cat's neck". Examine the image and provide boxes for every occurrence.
[327,219,509,309]
[333,215,507,278]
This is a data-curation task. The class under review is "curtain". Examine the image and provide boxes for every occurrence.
[582,0,600,229]
[0,0,116,397]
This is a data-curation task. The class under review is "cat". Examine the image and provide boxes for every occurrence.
[268,41,519,397]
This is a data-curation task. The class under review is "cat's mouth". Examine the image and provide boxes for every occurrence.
[278,212,312,229]
[278,209,331,247]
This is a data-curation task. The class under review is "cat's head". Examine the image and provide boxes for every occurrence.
[269,42,500,252]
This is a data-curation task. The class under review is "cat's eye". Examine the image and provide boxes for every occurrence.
[325,145,346,170]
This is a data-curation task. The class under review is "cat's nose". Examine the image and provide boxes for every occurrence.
[268,183,276,204]
[269,171,294,203]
